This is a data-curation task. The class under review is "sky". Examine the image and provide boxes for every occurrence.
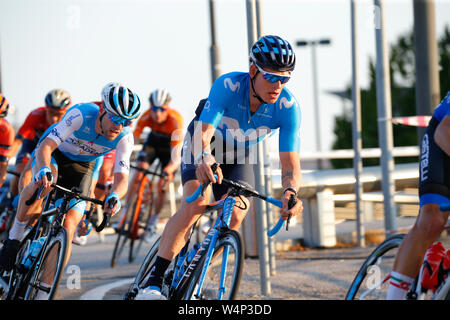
[1,0,450,154]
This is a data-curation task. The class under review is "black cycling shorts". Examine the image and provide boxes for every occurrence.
[52,148,97,198]
[418,117,450,207]
[137,131,172,170]
[180,99,255,201]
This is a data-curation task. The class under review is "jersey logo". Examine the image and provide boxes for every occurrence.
[119,160,129,170]
[224,78,240,93]
[204,100,211,112]
[50,127,64,143]
[65,114,81,126]
[280,96,294,109]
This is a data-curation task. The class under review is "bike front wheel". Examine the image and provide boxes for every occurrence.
[345,233,405,300]
[24,227,68,300]
[123,235,161,300]
[111,206,132,268]
[181,230,244,300]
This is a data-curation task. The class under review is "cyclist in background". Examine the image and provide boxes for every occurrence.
[387,91,450,299]
[0,82,141,299]
[0,94,15,188]
[8,89,72,197]
[119,89,183,241]
[136,35,304,299]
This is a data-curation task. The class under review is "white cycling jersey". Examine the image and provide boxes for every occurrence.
[43,102,134,174]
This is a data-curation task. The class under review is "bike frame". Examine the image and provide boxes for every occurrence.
[170,196,236,300]
[129,175,152,240]
[128,163,161,240]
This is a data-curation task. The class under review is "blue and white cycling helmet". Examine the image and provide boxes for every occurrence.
[249,35,296,72]
[101,82,141,120]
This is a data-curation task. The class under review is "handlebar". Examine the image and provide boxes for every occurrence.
[6,169,20,177]
[130,164,167,179]
[25,172,53,206]
[25,181,110,232]
[185,164,297,237]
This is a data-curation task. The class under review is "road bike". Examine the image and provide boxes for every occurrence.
[0,179,108,300]
[111,163,166,267]
[345,202,450,300]
[124,164,294,300]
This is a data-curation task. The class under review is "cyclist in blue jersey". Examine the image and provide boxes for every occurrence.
[136,35,304,300]
[0,83,141,297]
[387,91,450,299]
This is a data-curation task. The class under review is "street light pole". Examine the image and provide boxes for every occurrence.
[374,0,397,234]
[350,0,365,248]
[208,0,221,83]
[296,39,331,170]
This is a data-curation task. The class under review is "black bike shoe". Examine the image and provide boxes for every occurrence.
[0,239,21,271]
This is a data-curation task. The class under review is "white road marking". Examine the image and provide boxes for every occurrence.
[79,278,134,300]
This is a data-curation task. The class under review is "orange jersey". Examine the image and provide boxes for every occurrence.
[0,118,15,160]
[133,108,183,147]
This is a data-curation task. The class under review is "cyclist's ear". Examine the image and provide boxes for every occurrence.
[249,64,258,79]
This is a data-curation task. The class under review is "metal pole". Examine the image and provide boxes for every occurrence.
[351,0,365,247]
[413,0,440,142]
[254,0,276,276]
[374,0,397,233]
[310,42,323,170]
[246,0,271,296]
[208,0,221,83]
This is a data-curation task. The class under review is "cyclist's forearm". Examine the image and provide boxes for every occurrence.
[110,172,129,199]
[191,122,215,158]
[0,161,7,187]
[9,137,23,158]
[279,152,302,192]
[35,138,58,171]
[166,144,182,172]
[281,169,302,192]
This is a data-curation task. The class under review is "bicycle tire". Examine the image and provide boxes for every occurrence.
[111,206,132,268]
[24,227,68,300]
[180,230,244,300]
[1,222,41,300]
[345,233,405,300]
[123,235,161,300]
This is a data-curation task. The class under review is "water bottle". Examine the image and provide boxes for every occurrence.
[421,241,445,292]
[23,237,46,269]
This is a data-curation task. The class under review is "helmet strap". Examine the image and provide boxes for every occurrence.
[250,71,267,105]
[98,111,107,137]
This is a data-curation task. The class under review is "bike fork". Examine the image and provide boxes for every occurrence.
[218,246,230,300]
[195,231,219,299]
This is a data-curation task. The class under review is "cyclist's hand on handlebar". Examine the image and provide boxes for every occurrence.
[195,154,222,184]
[104,192,121,216]
[33,166,53,188]
[281,192,303,221]
[162,168,173,182]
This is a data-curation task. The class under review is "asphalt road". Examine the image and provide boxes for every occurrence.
[54,230,450,301]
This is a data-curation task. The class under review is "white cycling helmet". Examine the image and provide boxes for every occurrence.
[45,89,72,110]
[149,88,171,108]
[101,82,141,120]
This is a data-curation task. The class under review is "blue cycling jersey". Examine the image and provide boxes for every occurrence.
[41,102,134,174]
[198,72,301,152]
[433,91,450,122]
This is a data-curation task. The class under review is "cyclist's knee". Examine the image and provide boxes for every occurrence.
[229,197,250,229]
[178,199,206,221]
[414,204,448,241]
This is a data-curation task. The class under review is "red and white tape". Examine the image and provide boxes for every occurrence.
[392,116,431,127]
